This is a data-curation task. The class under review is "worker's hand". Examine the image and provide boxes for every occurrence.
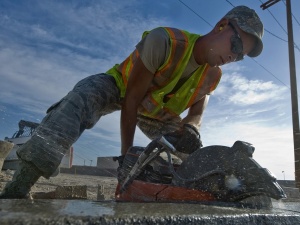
[164,124,203,154]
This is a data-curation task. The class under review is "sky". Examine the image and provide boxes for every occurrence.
[0,0,300,180]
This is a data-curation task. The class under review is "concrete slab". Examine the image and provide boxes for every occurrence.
[31,185,88,199]
[0,199,300,224]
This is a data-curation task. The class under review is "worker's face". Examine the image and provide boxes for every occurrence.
[206,20,256,67]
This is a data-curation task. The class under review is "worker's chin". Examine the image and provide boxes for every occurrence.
[208,61,220,67]
[206,58,219,67]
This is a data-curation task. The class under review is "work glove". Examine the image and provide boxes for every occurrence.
[164,124,203,154]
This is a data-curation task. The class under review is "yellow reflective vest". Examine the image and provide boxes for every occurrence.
[106,27,221,120]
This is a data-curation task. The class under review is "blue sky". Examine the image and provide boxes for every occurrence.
[0,0,299,180]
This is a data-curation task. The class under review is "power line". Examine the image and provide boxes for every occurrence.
[225,0,235,7]
[76,140,104,157]
[73,151,89,161]
[264,27,300,52]
[259,0,287,34]
[251,58,291,90]
[264,28,287,42]
[178,0,213,27]
[258,0,300,52]
[281,0,300,26]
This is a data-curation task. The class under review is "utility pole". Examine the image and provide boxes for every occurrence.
[286,0,300,188]
[261,0,300,188]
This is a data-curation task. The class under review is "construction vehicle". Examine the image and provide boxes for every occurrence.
[2,120,73,176]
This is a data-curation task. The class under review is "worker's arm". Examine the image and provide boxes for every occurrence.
[164,96,208,156]
[181,94,209,130]
[121,56,154,155]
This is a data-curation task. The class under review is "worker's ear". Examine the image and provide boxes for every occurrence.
[215,18,229,32]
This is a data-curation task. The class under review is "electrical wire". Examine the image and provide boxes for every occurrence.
[177,0,213,27]
[258,0,288,35]
[258,0,300,52]
[251,58,291,90]
[281,0,300,27]
[225,0,235,7]
[264,28,288,42]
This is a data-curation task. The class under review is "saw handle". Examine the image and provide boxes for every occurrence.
[119,137,166,193]
[157,136,176,153]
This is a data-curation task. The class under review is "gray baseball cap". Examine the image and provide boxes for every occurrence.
[224,5,264,57]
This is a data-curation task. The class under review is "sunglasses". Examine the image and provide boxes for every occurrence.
[228,22,244,61]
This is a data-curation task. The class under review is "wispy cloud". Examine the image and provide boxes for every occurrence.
[0,0,168,164]
[0,0,169,114]
[215,73,288,106]
[199,68,293,179]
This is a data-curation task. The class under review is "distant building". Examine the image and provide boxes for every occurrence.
[59,157,119,177]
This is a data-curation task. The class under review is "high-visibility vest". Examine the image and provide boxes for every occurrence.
[106,27,221,120]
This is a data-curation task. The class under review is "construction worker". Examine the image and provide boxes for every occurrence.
[0,5,263,198]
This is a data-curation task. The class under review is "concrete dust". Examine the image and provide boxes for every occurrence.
[0,170,118,200]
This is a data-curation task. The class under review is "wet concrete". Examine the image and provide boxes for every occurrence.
[1,199,300,224]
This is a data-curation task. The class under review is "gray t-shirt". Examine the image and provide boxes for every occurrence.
[136,27,200,79]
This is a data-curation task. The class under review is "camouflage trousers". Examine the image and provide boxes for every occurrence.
[17,74,180,178]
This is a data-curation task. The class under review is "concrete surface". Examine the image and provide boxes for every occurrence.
[283,187,300,199]
[1,199,300,225]
[31,185,88,199]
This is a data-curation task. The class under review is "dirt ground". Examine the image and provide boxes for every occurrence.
[0,170,118,200]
